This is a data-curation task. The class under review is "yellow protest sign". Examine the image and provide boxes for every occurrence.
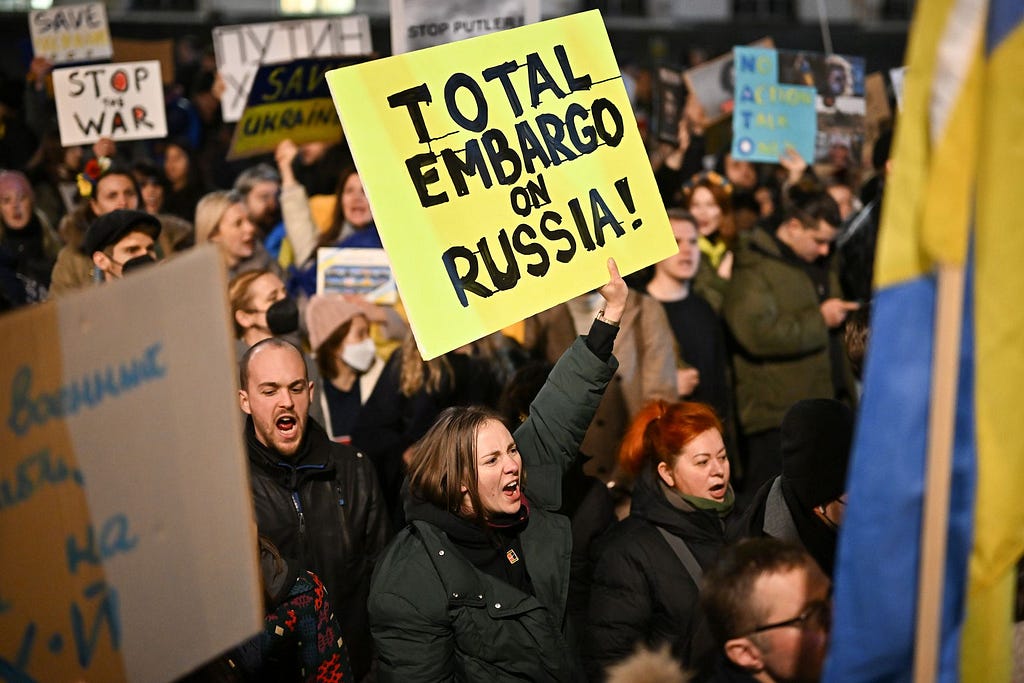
[326,10,676,359]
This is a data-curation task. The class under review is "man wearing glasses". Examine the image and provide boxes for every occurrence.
[700,538,831,682]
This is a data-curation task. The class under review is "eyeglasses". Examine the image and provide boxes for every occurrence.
[747,599,831,636]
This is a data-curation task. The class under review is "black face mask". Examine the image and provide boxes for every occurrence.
[265,297,299,336]
[121,254,158,276]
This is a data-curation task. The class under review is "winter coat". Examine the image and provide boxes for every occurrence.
[722,228,856,434]
[368,337,616,682]
[524,288,676,481]
[586,464,733,677]
[245,417,391,680]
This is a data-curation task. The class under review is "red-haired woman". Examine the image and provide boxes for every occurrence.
[585,400,736,678]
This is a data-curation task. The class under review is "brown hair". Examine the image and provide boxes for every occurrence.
[321,166,362,248]
[313,319,354,381]
[408,405,507,526]
[619,400,723,476]
[684,174,737,245]
[228,268,273,339]
[398,334,453,397]
[700,538,813,643]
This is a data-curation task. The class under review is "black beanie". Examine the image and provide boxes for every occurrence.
[780,399,854,511]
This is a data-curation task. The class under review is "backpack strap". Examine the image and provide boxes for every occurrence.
[655,526,703,585]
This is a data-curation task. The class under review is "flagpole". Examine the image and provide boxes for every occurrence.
[912,263,966,683]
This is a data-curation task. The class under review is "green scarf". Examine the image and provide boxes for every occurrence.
[659,479,736,518]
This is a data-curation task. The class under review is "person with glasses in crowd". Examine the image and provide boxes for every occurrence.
[699,538,831,683]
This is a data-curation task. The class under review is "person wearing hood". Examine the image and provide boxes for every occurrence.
[366,259,624,681]
[733,399,853,577]
[0,169,60,308]
[586,399,736,679]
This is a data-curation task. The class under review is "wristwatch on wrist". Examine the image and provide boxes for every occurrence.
[596,309,620,327]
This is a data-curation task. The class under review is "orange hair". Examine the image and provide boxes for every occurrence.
[619,400,724,475]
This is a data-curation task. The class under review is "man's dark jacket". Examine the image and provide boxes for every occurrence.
[246,417,391,679]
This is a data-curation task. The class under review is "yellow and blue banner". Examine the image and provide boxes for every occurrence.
[228,56,363,160]
[824,0,1024,681]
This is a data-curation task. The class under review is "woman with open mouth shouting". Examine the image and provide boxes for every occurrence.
[366,259,626,682]
[585,399,737,680]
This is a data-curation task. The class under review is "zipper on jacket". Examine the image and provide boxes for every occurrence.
[290,491,306,535]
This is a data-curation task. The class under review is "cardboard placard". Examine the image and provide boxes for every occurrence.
[213,16,373,123]
[227,56,362,161]
[52,60,168,147]
[112,38,175,85]
[29,2,113,65]
[682,37,773,126]
[325,10,677,360]
[731,46,817,164]
[316,247,398,304]
[390,0,541,54]
[0,247,262,682]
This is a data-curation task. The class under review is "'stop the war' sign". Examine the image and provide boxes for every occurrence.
[52,61,168,147]
[326,10,677,359]
[29,2,113,65]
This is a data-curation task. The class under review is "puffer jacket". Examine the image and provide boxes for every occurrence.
[586,464,733,678]
[722,227,856,434]
[368,336,617,682]
[246,417,391,680]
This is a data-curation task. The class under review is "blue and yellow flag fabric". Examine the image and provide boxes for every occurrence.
[824,0,1024,681]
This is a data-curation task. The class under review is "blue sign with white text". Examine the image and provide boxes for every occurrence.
[731,46,816,164]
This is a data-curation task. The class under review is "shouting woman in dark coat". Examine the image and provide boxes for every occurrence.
[367,259,625,682]
[586,400,737,679]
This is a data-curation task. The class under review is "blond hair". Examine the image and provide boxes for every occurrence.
[194,189,239,245]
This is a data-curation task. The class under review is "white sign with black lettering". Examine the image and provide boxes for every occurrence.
[52,61,168,147]
[213,16,373,122]
[29,2,113,64]
[390,0,541,54]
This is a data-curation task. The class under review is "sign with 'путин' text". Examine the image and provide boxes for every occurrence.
[51,60,168,147]
[0,247,262,683]
[29,2,113,64]
[326,10,676,360]
[213,16,372,123]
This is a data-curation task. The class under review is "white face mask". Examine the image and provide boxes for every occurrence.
[341,337,377,373]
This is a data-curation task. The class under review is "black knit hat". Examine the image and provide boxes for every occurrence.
[780,399,854,510]
[82,209,161,256]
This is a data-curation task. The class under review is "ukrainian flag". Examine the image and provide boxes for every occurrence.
[824,0,1024,681]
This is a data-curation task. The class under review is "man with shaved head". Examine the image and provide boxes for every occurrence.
[239,338,391,680]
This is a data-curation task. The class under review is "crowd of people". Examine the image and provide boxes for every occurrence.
[0,38,895,683]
